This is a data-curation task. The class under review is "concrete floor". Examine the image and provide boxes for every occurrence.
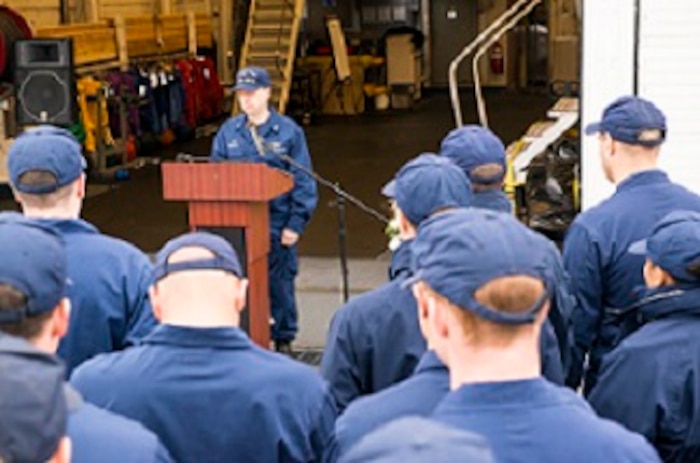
[0,88,550,256]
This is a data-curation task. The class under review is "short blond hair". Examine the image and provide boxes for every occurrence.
[420,275,547,344]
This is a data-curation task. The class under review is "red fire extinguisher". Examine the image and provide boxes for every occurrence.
[489,42,504,75]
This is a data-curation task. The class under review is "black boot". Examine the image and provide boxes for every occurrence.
[274,340,294,356]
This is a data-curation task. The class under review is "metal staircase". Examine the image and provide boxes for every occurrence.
[236,0,304,114]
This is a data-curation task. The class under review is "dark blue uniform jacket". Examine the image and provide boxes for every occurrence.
[433,378,661,463]
[321,240,425,413]
[472,189,512,213]
[45,219,157,376]
[332,350,448,460]
[71,325,337,463]
[68,387,173,463]
[589,286,700,463]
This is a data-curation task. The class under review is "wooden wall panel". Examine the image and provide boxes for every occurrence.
[6,0,62,28]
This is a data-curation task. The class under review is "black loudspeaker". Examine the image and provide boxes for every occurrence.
[14,39,77,126]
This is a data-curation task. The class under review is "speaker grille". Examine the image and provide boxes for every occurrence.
[18,70,69,123]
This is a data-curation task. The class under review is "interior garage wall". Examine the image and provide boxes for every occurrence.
[580,0,635,209]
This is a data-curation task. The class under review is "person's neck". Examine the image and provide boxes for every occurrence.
[612,161,658,186]
[23,206,80,221]
[29,334,57,355]
[248,108,271,127]
[447,342,540,389]
[162,310,240,329]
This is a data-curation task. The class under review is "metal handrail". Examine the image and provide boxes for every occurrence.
[448,0,539,127]
[473,0,542,127]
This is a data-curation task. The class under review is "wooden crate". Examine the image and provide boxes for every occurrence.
[196,13,213,48]
[120,15,160,57]
[5,0,61,27]
[159,13,189,53]
[36,22,118,66]
[99,0,155,18]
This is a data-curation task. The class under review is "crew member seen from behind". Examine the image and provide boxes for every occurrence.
[71,231,336,463]
[564,96,700,394]
[7,125,157,375]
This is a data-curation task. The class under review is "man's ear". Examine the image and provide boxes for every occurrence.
[51,298,71,339]
[149,285,163,322]
[234,278,249,313]
[76,173,86,200]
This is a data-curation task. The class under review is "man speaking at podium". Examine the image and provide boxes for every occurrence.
[210,66,318,354]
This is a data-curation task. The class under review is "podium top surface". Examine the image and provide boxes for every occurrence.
[162,162,294,202]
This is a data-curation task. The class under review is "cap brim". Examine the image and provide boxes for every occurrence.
[233,83,260,91]
[584,122,604,136]
[381,179,396,198]
[628,239,648,255]
[584,122,603,136]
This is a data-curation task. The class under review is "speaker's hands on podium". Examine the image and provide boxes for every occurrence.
[281,229,300,247]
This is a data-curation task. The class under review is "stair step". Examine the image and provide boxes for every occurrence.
[253,23,293,32]
[548,97,579,116]
[524,120,556,140]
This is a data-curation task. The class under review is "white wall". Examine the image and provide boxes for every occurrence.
[581,0,636,210]
[638,0,700,196]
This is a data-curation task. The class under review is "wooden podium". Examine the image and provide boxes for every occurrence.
[161,162,293,348]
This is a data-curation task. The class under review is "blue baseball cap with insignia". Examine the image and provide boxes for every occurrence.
[0,333,67,463]
[382,153,473,226]
[440,125,507,184]
[629,210,700,283]
[8,125,87,194]
[0,213,67,324]
[154,232,244,282]
[407,208,551,325]
[233,66,272,91]
[585,95,667,147]
[339,416,494,463]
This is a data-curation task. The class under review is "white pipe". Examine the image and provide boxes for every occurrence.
[473,0,542,128]
[449,0,533,127]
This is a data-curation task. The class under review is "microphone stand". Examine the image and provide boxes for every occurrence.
[178,151,390,303]
[265,149,389,303]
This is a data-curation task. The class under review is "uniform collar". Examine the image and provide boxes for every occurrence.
[389,239,414,280]
[235,108,282,137]
[638,285,700,321]
[447,378,551,407]
[143,324,253,350]
[37,218,99,235]
[615,169,669,194]
[414,350,447,374]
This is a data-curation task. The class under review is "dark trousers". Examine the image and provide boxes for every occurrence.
[268,238,298,342]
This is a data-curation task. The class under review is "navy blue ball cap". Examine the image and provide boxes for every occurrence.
[233,66,272,91]
[585,96,666,147]
[628,210,700,283]
[406,208,551,325]
[0,212,67,324]
[340,416,494,463]
[0,333,67,463]
[440,125,507,184]
[381,153,473,225]
[8,125,87,194]
[154,232,243,282]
